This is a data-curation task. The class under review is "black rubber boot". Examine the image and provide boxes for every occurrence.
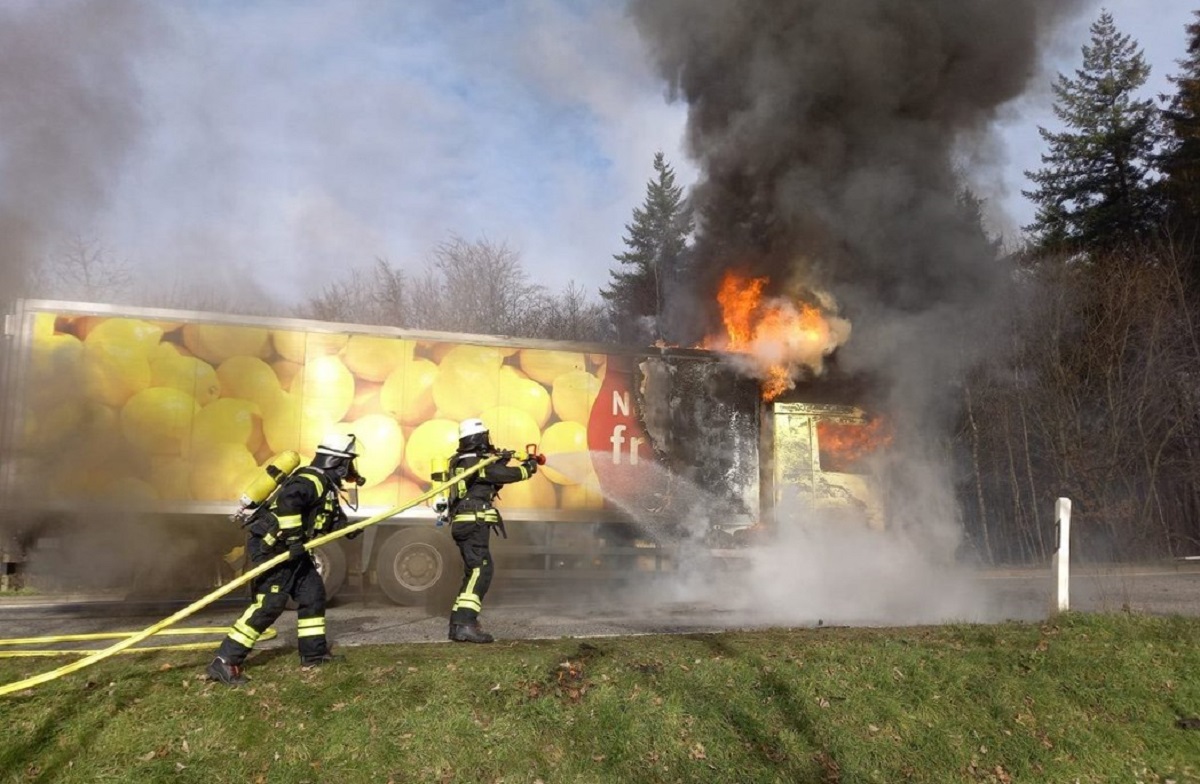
[449,622,494,644]
[300,652,343,670]
[206,656,248,686]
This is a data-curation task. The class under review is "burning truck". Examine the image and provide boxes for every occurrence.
[0,293,888,605]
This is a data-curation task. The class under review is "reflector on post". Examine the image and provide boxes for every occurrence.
[1053,497,1071,612]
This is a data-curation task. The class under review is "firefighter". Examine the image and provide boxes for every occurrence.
[206,434,364,686]
[442,418,538,643]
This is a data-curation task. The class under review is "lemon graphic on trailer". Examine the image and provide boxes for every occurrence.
[551,370,601,426]
[121,387,200,456]
[432,348,502,421]
[498,472,558,509]
[403,418,460,482]
[30,332,83,382]
[189,442,259,502]
[271,330,349,364]
[82,340,152,407]
[329,414,404,489]
[189,397,264,454]
[85,318,164,357]
[498,369,552,428]
[343,335,415,382]
[539,420,590,486]
[292,355,356,423]
[479,405,540,452]
[182,324,270,365]
[380,357,438,425]
[217,355,283,412]
[261,391,338,455]
[152,352,221,406]
[518,349,586,386]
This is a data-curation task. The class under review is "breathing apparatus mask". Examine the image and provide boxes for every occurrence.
[313,433,365,510]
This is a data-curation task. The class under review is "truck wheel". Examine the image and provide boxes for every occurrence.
[313,541,348,599]
[376,527,457,606]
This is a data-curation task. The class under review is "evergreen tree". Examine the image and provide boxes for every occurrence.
[1160,11,1200,250]
[601,152,692,343]
[1023,11,1161,254]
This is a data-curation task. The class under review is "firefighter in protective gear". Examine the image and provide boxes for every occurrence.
[206,434,364,685]
[445,418,538,643]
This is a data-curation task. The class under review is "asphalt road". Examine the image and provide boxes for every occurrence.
[2,561,1199,660]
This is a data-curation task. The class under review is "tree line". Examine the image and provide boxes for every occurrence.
[959,10,1200,562]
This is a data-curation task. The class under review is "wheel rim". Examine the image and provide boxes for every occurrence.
[313,550,329,580]
[392,542,444,592]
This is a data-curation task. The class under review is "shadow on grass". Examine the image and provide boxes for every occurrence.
[0,663,161,783]
[683,633,834,781]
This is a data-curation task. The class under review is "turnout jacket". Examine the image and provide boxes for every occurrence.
[448,450,533,516]
[248,466,350,554]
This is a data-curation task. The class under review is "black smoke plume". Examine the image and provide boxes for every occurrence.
[0,0,162,301]
[630,0,1086,547]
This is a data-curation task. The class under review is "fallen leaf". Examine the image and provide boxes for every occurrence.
[139,751,156,762]
[689,743,707,760]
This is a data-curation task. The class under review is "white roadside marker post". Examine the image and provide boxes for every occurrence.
[1053,497,1071,612]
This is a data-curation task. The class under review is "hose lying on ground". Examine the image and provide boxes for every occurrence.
[0,455,499,697]
[0,628,278,658]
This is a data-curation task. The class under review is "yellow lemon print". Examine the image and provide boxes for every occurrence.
[539,420,591,486]
[182,323,270,364]
[379,357,438,425]
[331,414,405,489]
[403,418,459,482]
[151,352,221,406]
[551,370,601,426]
[343,335,416,382]
[189,397,263,454]
[217,355,283,412]
[121,387,200,456]
[497,371,552,429]
[292,355,355,423]
[189,442,260,502]
[518,349,586,386]
[83,340,152,407]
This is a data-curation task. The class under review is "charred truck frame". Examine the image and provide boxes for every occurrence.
[0,299,884,604]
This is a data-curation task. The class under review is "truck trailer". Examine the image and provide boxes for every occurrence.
[0,299,885,604]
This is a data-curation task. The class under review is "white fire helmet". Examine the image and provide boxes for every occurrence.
[458,418,488,440]
[316,433,359,460]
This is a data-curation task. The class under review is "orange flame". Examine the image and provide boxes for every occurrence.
[816,417,894,472]
[704,271,849,400]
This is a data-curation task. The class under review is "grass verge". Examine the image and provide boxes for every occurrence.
[2,612,1199,783]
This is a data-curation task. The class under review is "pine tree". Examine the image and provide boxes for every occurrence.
[1023,11,1161,254]
[601,152,692,343]
[1160,11,1200,248]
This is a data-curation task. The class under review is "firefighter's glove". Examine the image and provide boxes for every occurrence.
[522,457,539,475]
[288,541,307,560]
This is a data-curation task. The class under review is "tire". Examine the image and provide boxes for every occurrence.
[376,527,458,606]
[312,541,348,599]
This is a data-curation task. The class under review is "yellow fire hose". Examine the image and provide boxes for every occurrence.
[0,628,279,658]
[0,455,499,697]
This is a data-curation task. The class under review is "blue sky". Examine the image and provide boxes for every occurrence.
[15,0,1197,306]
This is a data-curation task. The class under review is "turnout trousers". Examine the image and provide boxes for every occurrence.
[449,515,496,624]
[215,539,329,665]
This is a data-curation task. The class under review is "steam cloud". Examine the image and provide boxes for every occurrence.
[629,0,1087,622]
